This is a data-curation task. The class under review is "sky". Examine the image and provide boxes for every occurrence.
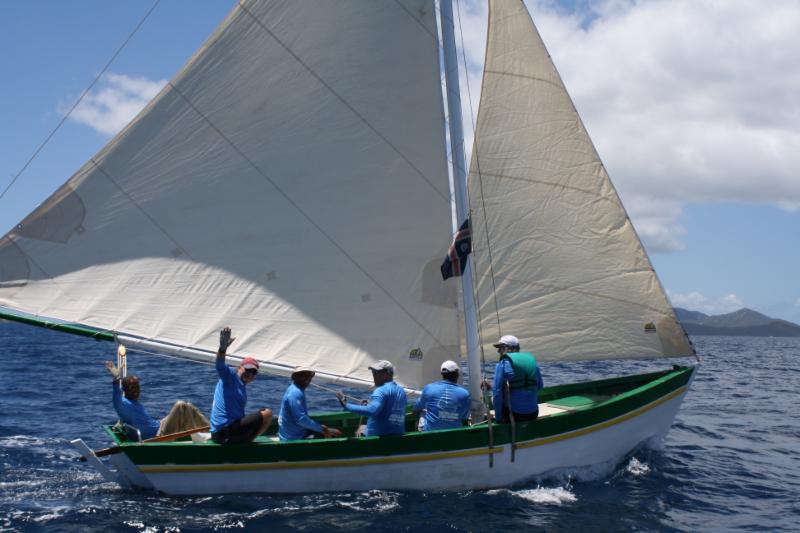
[0,0,798,323]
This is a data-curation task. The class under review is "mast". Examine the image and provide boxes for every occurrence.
[439,0,484,413]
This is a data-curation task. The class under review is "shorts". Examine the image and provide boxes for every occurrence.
[211,411,264,444]
[501,407,539,423]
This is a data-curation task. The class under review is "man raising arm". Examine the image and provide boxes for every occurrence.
[210,327,272,444]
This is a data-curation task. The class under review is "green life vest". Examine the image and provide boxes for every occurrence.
[500,352,539,392]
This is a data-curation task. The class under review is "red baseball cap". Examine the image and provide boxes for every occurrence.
[240,357,260,371]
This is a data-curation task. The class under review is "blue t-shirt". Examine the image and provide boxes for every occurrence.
[492,354,543,421]
[112,382,160,440]
[210,357,247,433]
[345,380,407,437]
[278,383,324,441]
[414,380,471,431]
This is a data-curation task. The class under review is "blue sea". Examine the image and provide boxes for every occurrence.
[1,322,798,532]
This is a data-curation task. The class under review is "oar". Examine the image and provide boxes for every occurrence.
[80,425,210,460]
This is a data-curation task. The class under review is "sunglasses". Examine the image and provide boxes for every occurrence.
[243,368,258,376]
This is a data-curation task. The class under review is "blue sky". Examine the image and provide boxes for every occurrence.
[1,0,798,323]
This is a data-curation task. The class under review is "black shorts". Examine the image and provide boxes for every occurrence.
[501,407,539,423]
[211,411,264,444]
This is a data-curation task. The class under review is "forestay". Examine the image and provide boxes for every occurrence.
[0,0,461,390]
[467,0,693,361]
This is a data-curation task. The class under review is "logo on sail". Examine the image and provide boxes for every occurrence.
[409,348,424,360]
[644,322,657,333]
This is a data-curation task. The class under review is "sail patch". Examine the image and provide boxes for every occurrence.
[14,186,86,244]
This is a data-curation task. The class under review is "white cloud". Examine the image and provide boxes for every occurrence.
[62,73,167,136]
[667,290,744,315]
[457,0,800,253]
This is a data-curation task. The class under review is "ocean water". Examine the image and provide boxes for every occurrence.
[1,322,798,532]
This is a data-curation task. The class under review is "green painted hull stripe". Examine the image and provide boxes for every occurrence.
[116,366,695,467]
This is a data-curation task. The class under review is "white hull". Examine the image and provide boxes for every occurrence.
[110,386,689,495]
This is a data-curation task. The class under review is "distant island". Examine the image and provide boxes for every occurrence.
[674,307,800,337]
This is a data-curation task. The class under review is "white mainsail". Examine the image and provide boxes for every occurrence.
[0,0,461,390]
[467,0,693,361]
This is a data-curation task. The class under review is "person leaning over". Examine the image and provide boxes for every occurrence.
[210,327,272,444]
[278,366,342,441]
[491,335,543,422]
[413,360,470,431]
[336,360,406,437]
[104,361,209,440]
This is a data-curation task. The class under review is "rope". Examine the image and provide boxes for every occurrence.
[505,379,517,463]
[0,0,161,204]
[455,0,502,338]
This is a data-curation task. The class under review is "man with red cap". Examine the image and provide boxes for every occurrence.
[210,327,272,444]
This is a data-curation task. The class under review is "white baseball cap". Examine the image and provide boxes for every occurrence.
[368,360,394,372]
[440,360,459,373]
[493,334,519,347]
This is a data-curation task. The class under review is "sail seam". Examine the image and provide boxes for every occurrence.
[167,81,457,360]
[88,159,194,260]
[237,1,450,204]
[474,171,616,199]
[483,69,565,92]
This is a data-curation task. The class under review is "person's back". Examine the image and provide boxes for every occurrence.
[414,360,470,431]
[339,360,407,437]
[366,380,407,436]
[491,335,543,422]
[111,375,160,440]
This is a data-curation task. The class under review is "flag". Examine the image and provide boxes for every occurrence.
[440,218,471,280]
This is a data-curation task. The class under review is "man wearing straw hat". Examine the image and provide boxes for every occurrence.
[278,366,342,441]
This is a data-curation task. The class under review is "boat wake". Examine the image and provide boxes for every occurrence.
[487,486,577,505]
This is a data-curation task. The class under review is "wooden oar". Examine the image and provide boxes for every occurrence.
[81,425,210,460]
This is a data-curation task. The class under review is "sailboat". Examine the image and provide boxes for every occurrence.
[0,0,696,495]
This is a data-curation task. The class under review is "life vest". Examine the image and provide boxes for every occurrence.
[500,352,539,391]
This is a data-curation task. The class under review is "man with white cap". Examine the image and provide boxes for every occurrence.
[278,366,342,441]
[336,360,407,437]
[413,360,471,431]
[210,327,272,444]
[491,334,543,423]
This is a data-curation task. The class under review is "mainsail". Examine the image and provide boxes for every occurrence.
[0,0,460,390]
[467,0,693,361]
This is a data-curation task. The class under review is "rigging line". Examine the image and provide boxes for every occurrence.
[456,0,502,339]
[168,81,456,359]
[88,158,194,260]
[0,0,161,204]
[237,1,450,205]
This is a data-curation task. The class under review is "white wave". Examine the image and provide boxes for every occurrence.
[626,457,651,476]
[0,435,48,448]
[487,486,577,505]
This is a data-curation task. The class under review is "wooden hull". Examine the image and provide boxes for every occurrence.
[98,366,695,495]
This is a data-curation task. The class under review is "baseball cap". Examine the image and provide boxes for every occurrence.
[368,360,394,372]
[493,334,519,347]
[292,366,315,377]
[440,360,459,373]
[240,357,260,370]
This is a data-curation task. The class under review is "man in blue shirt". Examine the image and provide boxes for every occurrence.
[491,335,543,423]
[210,327,272,444]
[104,361,208,440]
[413,360,471,431]
[336,360,407,437]
[278,366,341,441]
